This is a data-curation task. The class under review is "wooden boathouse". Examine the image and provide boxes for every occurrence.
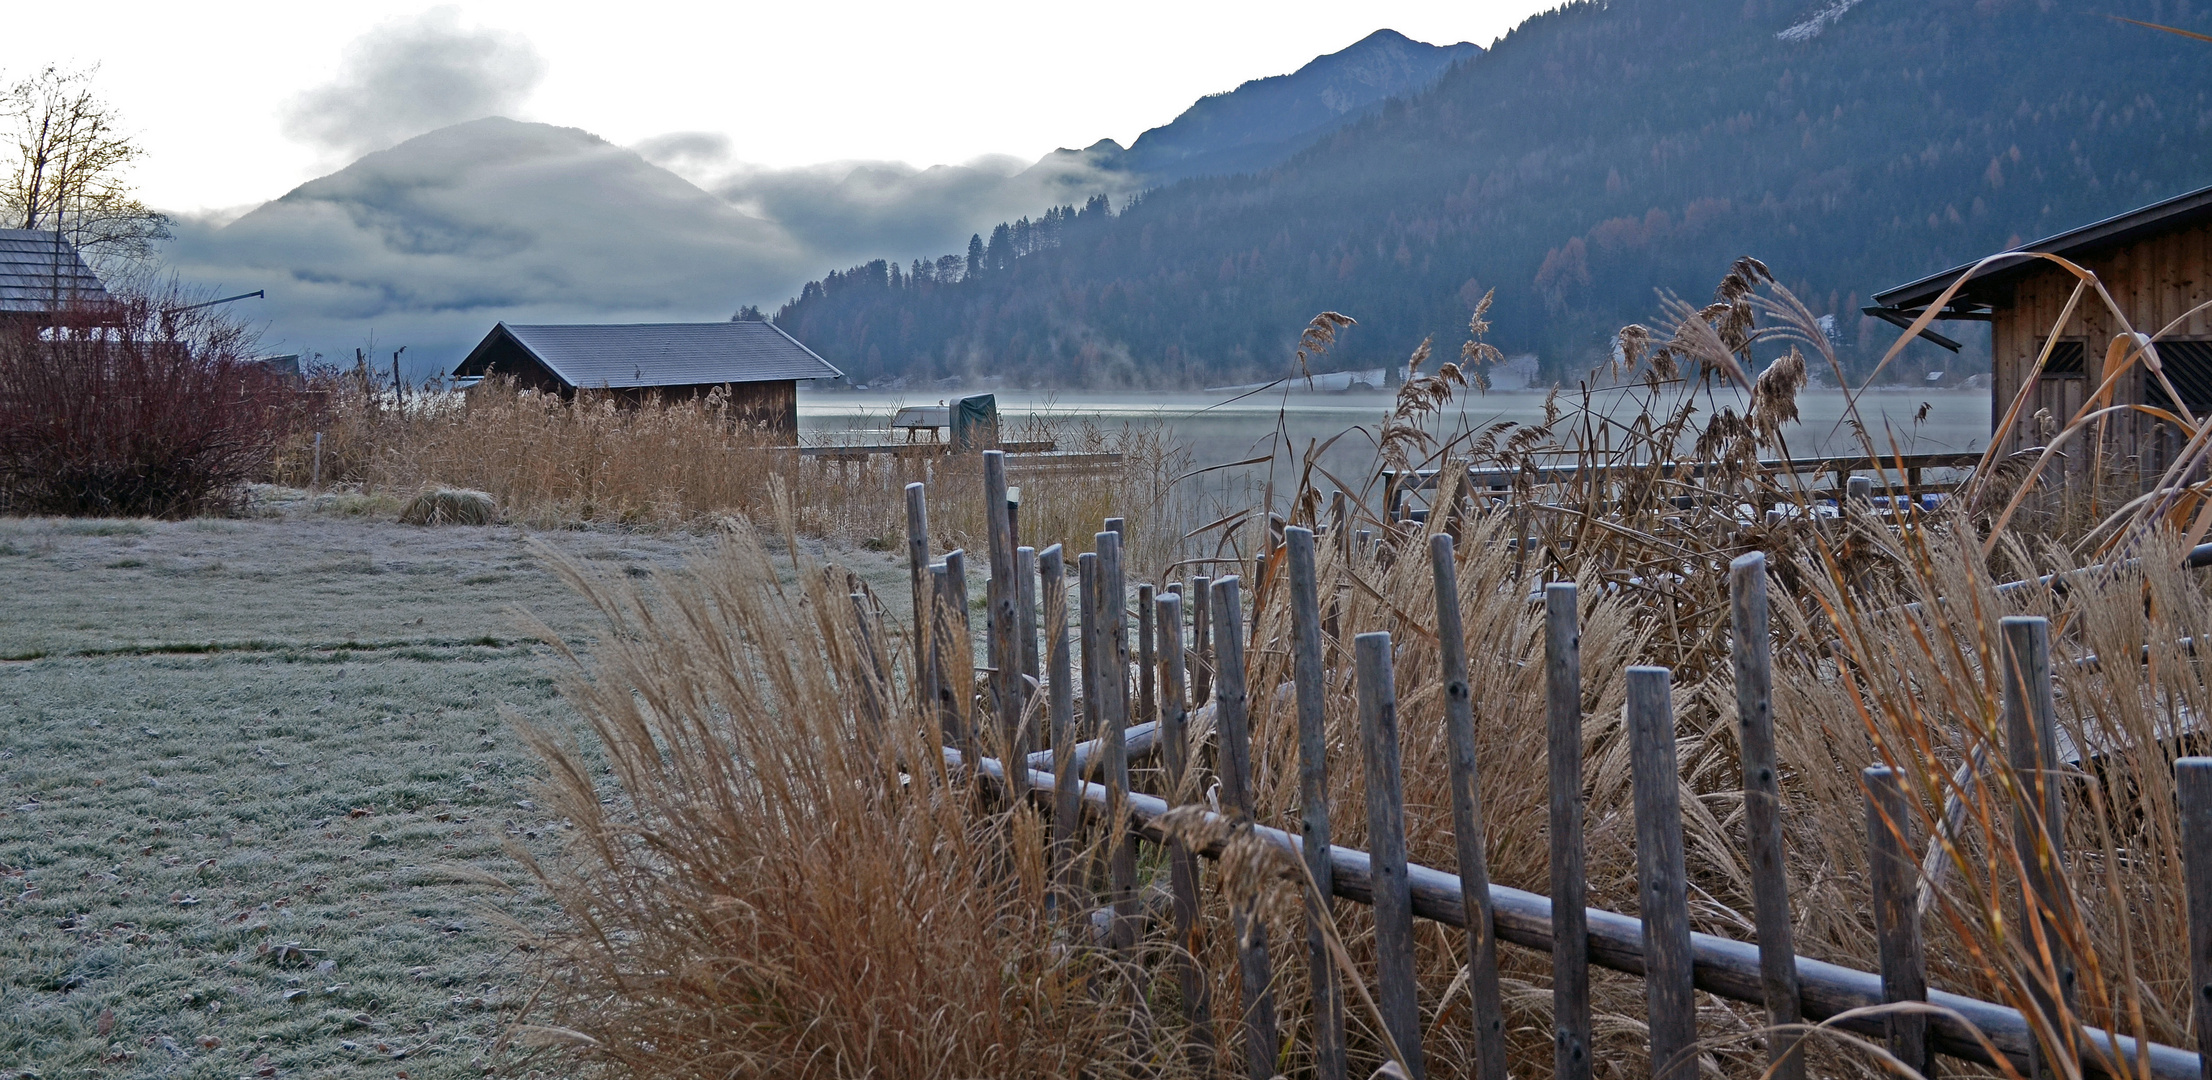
[452,320,843,440]
[1866,184,2212,466]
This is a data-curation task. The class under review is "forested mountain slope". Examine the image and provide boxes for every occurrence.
[776,0,2212,387]
[1100,29,1481,183]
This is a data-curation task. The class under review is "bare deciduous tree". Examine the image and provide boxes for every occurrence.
[2,65,170,273]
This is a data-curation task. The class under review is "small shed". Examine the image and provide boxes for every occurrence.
[452,321,843,440]
[1866,184,2212,467]
[0,229,111,326]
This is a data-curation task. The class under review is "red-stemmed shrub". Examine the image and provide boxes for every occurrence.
[0,292,291,518]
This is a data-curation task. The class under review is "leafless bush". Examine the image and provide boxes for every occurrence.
[0,290,287,517]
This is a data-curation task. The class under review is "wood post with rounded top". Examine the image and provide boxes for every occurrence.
[1210,575,1279,1080]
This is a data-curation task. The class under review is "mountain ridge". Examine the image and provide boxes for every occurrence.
[1095,29,1482,183]
[164,28,1484,368]
[771,0,2212,387]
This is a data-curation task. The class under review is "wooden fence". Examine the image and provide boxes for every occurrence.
[887,449,2209,1080]
[1378,452,1986,525]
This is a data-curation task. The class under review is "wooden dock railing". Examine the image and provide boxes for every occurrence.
[896,453,2208,1080]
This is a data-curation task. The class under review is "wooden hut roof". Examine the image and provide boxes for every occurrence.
[0,229,111,315]
[1867,183,2212,337]
[454,320,843,389]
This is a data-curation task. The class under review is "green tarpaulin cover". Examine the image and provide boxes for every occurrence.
[951,394,999,451]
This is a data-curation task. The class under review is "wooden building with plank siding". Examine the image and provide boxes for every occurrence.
[1868,184,2212,468]
[452,320,842,441]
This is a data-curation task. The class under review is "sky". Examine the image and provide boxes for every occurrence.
[0,0,1558,216]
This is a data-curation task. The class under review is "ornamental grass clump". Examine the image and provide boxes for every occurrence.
[508,524,1172,1079]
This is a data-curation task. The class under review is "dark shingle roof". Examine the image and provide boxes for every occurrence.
[0,229,110,314]
[460,321,842,388]
[1871,183,2212,313]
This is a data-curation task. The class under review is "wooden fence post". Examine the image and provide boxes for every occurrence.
[1864,764,1931,1075]
[1157,590,1217,1071]
[1546,582,1594,1080]
[1138,583,1157,729]
[1357,631,1425,1080]
[1628,665,1696,1080]
[2003,615,2076,1080]
[1017,544,1039,709]
[1040,544,1079,899]
[1285,527,1347,1080]
[1429,533,1507,1080]
[849,591,889,756]
[929,559,966,763]
[1192,574,1214,706]
[1332,489,1350,561]
[1079,552,1101,753]
[1730,552,1805,1080]
[945,547,971,700]
[2175,757,2212,1080]
[1097,530,1138,951]
[1210,575,1280,1080]
[983,452,1025,796]
[906,482,932,712]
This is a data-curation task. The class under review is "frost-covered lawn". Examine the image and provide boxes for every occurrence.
[0,508,912,1079]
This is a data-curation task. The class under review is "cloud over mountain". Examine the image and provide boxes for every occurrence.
[166,119,801,366]
[162,25,1469,373]
[282,9,545,159]
[641,135,1136,270]
[165,120,1136,371]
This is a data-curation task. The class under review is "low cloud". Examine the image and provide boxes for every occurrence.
[163,120,1134,376]
[166,118,800,370]
[641,136,1139,269]
[283,8,545,159]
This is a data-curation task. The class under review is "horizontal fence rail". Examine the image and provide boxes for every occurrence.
[940,740,2201,1080]
[1388,451,1985,493]
[892,454,2207,1080]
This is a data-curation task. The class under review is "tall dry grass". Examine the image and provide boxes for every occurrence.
[509,525,1179,1078]
[506,260,2212,1079]
[277,373,1190,576]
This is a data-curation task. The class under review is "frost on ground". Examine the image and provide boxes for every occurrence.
[0,499,915,1079]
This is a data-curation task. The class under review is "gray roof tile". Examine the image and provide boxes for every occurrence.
[0,229,110,314]
[463,321,842,388]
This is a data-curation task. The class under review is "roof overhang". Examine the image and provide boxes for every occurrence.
[1864,183,2212,352]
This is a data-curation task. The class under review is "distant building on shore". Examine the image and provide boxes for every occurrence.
[451,320,843,440]
[1867,183,2212,468]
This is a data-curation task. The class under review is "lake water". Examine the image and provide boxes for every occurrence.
[799,385,1993,497]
